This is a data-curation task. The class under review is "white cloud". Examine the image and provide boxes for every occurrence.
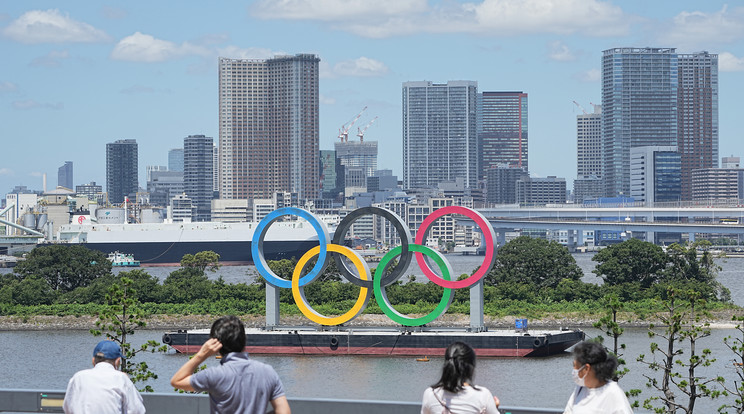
[319,61,335,79]
[0,168,13,176]
[573,68,600,83]
[3,9,110,44]
[547,41,576,62]
[251,0,427,21]
[319,94,336,105]
[252,0,630,38]
[321,58,389,79]
[657,6,744,49]
[30,50,70,67]
[719,52,744,72]
[333,57,389,77]
[0,81,19,94]
[12,99,63,110]
[216,46,282,59]
[111,32,210,62]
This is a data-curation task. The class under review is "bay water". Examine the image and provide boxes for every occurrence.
[2,254,744,412]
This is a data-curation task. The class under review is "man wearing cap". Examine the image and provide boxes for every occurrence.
[63,340,146,414]
[171,315,290,414]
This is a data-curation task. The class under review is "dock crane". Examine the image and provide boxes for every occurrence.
[356,116,378,142]
[338,106,367,142]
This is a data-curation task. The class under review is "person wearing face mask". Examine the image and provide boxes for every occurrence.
[564,341,633,414]
[63,340,145,414]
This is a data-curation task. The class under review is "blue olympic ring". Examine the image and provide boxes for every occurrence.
[251,207,330,289]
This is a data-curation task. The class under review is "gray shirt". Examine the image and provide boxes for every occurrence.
[190,352,285,414]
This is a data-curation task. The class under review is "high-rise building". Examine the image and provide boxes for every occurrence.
[184,135,214,222]
[403,81,478,190]
[106,139,138,205]
[692,168,744,200]
[319,150,344,200]
[576,105,602,179]
[75,181,103,203]
[57,161,73,190]
[485,166,529,205]
[630,146,681,203]
[601,48,718,200]
[677,52,718,200]
[219,54,320,201]
[212,144,219,194]
[602,48,678,197]
[168,148,184,172]
[574,104,603,203]
[516,176,567,205]
[335,141,378,178]
[722,156,740,169]
[477,91,528,176]
[146,165,167,183]
[147,170,183,208]
[169,193,194,223]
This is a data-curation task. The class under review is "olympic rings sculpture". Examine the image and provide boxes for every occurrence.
[252,206,497,327]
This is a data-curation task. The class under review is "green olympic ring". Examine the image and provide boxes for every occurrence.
[373,244,454,326]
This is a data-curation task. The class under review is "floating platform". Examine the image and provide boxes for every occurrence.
[162,327,584,358]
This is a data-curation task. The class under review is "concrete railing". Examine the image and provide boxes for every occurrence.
[0,389,563,414]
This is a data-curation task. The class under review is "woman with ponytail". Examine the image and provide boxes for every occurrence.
[564,341,633,414]
[421,342,500,414]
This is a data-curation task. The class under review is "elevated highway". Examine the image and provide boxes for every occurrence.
[463,204,744,248]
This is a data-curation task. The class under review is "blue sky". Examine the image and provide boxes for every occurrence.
[2,1,744,195]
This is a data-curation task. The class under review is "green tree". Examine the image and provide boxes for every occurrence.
[91,277,167,392]
[664,242,730,301]
[592,238,668,288]
[13,245,111,292]
[117,269,162,303]
[721,315,744,413]
[162,268,213,303]
[637,288,723,413]
[0,275,57,305]
[180,250,221,273]
[485,236,583,289]
[593,293,630,382]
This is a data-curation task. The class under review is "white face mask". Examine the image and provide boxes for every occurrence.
[572,365,586,387]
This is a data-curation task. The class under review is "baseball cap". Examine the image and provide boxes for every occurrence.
[93,340,123,359]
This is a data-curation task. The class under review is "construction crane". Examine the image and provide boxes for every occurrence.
[356,116,378,142]
[572,100,588,115]
[338,106,367,142]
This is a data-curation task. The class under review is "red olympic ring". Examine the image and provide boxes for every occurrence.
[414,206,497,289]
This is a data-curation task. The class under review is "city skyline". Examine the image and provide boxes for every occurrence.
[2,1,744,194]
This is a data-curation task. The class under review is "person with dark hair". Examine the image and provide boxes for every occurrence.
[171,315,290,414]
[564,341,633,414]
[421,341,500,414]
[63,340,145,414]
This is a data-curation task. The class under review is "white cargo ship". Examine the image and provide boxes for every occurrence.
[57,219,326,266]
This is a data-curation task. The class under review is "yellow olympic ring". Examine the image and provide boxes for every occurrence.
[291,244,372,326]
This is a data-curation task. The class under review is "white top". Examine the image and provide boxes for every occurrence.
[421,385,500,414]
[63,362,146,414]
[564,381,633,414]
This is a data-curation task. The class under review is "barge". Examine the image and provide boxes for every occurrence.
[162,326,584,358]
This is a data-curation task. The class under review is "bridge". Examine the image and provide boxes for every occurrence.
[0,389,562,414]
[468,204,744,248]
